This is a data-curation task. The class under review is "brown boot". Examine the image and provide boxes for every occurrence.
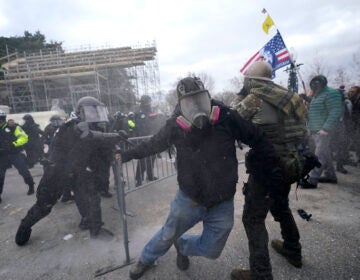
[271,239,302,268]
[230,269,251,280]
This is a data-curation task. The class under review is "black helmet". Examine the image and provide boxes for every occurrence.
[50,114,63,127]
[23,114,34,121]
[75,96,109,123]
[310,75,327,92]
[50,114,62,122]
[140,95,152,106]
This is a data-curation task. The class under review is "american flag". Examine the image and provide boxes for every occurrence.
[240,31,291,77]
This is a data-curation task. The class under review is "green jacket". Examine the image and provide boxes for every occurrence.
[307,86,343,132]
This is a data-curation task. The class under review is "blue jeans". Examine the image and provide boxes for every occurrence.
[140,190,234,265]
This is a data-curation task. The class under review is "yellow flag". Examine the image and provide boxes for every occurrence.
[262,15,274,34]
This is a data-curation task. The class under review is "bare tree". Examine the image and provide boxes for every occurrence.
[304,55,331,85]
[187,72,215,92]
[333,67,349,88]
[227,75,243,93]
[351,53,360,85]
[212,91,237,106]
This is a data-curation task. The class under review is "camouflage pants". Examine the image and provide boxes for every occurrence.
[242,174,301,280]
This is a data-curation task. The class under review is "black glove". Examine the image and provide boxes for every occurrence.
[39,157,54,167]
[117,130,128,140]
[298,209,312,221]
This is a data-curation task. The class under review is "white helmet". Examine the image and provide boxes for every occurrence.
[0,110,6,121]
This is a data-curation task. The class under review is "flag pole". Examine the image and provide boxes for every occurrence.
[262,8,307,93]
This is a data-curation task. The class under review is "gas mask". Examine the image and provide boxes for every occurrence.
[179,90,212,129]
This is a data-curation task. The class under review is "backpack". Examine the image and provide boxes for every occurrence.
[253,88,319,185]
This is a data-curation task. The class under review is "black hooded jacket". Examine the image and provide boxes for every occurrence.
[122,100,281,208]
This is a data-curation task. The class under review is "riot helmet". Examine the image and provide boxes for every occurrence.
[75,96,109,123]
[113,111,125,121]
[140,95,152,113]
[0,110,6,123]
[23,114,34,124]
[176,77,211,129]
[127,111,135,119]
[49,114,63,127]
[310,75,327,93]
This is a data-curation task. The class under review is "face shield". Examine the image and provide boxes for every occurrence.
[179,90,211,129]
[51,119,64,127]
[79,105,109,123]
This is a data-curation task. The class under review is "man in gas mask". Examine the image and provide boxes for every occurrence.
[120,77,283,280]
[15,96,126,246]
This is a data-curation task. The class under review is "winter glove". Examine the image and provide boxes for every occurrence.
[298,209,312,221]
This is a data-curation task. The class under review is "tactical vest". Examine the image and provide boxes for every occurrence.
[251,83,306,145]
[249,81,308,184]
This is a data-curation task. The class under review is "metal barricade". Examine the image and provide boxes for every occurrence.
[119,135,177,193]
[95,135,177,277]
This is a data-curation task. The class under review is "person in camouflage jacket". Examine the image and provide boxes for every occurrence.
[231,61,307,280]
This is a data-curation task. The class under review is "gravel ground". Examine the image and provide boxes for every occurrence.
[0,151,359,280]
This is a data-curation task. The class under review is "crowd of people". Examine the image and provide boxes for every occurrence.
[0,60,359,280]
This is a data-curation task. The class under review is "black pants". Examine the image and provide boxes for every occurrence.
[74,170,103,233]
[20,165,65,228]
[0,153,34,195]
[20,167,103,234]
[242,174,301,280]
[135,155,156,184]
[25,144,43,168]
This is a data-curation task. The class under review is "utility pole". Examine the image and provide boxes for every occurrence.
[285,61,304,93]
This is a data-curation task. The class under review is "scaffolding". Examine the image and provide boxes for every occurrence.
[0,41,160,114]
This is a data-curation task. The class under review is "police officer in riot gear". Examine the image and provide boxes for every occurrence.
[15,96,126,246]
[43,114,64,153]
[0,110,35,202]
[133,95,162,186]
[22,114,44,168]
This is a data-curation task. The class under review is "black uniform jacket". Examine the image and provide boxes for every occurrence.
[122,100,280,208]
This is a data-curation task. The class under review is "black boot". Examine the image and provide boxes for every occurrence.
[27,184,35,195]
[78,218,90,230]
[15,225,32,246]
[90,227,115,241]
[174,240,190,270]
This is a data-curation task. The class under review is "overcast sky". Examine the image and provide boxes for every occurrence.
[0,0,359,93]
